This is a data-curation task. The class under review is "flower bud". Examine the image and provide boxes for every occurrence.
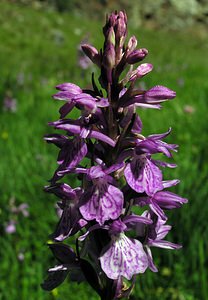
[103,43,116,70]
[145,85,176,102]
[106,26,116,46]
[103,12,117,37]
[127,48,148,64]
[102,43,116,83]
[127,36,138,53]
[81,44,101,67]
[115,11,127,44]
[129,63,153,81]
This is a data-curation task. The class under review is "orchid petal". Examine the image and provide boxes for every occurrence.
[100,234,148,280]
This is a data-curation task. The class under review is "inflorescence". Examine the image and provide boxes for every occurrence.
[42,11,188,300]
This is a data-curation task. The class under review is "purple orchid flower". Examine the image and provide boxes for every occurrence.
[100,217,152,280]
[124,154,163,196]
[78,165,124,225]
[45,184,87,241]
[135,190,188,220]
[49,116,115,147]
[136,211,182,272]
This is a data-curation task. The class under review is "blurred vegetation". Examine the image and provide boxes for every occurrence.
[9,0,208,30]
[0,1,208,300]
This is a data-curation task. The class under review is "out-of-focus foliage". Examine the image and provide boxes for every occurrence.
[9,0,208,29]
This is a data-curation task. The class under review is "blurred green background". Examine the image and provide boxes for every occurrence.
[0,1,208,299]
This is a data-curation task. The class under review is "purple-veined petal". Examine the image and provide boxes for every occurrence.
[100,233,148,280]
[124,156,163,196]
[122,86,175,108]
[135,139,159,155]
[79,183,124,225]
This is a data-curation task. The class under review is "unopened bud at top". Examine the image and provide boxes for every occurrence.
[115,11,127,45]
[103,11,127,53]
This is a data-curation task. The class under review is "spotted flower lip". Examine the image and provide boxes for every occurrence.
[79,168,124,225]
[124,155,163,196]
[100,232,148,280]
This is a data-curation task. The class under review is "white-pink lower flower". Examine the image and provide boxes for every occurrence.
[100,233,148,280]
